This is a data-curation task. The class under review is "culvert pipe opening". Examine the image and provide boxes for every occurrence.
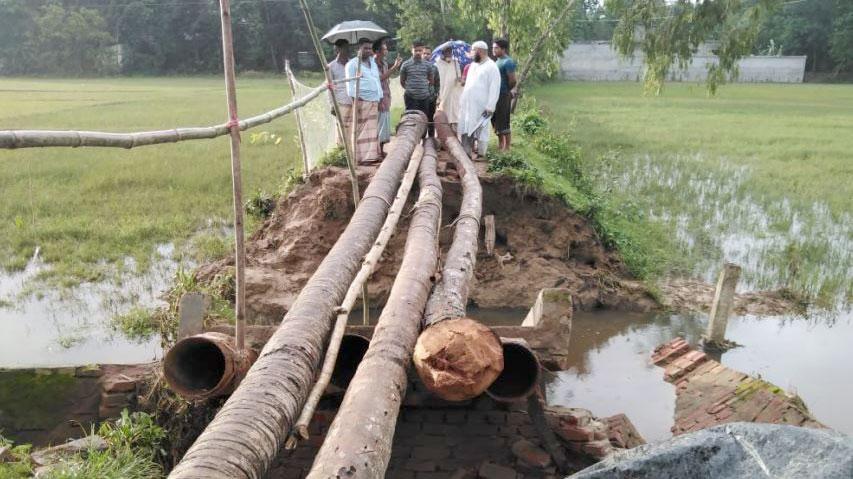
[163,332,255,401]
[486,339,541,402]
[331,334,370,389]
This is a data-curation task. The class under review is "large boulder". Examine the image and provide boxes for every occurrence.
[570,423,853,479]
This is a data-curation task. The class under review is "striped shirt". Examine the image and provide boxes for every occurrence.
[400,58,433,100]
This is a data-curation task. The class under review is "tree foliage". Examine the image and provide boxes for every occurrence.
[455,0,576,80]
[608,0,779,95]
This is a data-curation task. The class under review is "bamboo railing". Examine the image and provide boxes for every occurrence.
[0,78,351,150]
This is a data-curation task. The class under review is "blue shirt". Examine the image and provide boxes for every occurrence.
[496,56,517,94]
[346,57,383,102]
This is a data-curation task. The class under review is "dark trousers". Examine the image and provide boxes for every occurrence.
[404,95,434,136]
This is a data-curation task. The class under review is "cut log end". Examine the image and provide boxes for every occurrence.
[413,318,504,401]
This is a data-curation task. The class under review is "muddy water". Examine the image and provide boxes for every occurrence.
[539,309,853,442]
[0,246,179,368]
[468,308,853,442]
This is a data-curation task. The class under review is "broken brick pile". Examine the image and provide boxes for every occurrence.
[652,338,824,436]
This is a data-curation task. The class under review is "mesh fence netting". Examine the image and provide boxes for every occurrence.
[289,73,407,172]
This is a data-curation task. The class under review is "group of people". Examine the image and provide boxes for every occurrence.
[328,36,517,165]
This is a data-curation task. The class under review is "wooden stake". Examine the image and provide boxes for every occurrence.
[484,214,495,256]
[285,59,311,178]
[216,0,246,352]
[704,262,741,348]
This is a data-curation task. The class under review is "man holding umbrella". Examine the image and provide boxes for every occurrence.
[434,42,466,131]
[346,38,383,164]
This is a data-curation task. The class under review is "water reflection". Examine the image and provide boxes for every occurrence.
[593,152,852,307]
[0,245,178,368]
[543,309,853,443]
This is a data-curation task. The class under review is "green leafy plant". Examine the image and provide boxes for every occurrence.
[245,189,277,220]
[110,307,157,342]
[317,146,348,168]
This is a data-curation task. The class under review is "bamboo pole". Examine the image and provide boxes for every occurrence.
[167,112,427,479]
[349,58,371,325]
[284,59,311,178]
[216,0,247,352]
[307,138,443,479]
[0,81,350,150]
[285,142,427,448]
[296,0,360,208]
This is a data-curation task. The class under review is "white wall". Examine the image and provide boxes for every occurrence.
[560,42,806,83]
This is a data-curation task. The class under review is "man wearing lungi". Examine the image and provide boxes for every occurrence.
[374,38,402,157]
[346,38,384,165]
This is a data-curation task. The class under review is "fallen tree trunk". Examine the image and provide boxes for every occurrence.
[305,138,443,479]
[413,111,504,402]
[168,111,428,479]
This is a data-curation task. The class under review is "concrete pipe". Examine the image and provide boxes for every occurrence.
[330,334,370,389]
[163,332,257,401]
[486,338,541,402]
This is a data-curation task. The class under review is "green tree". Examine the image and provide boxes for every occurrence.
[26,3,115,76]
[455,0,577,81]
[608,0,781,95]
[757,0,834,72]
[829,0,853,73]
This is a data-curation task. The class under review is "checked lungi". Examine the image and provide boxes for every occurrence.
[351,100,381,164]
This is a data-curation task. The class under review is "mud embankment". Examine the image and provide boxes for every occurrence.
[197,163,659,323]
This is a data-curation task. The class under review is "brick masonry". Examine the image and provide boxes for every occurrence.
[0,363,154,446]
[652,338,825,436]
[269,396,559,479]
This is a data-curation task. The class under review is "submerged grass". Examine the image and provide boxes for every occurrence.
[0,76,306,287]
[488,101,683,281]
[531,82,853,306]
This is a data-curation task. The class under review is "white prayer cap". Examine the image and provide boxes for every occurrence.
[471,40,489,51]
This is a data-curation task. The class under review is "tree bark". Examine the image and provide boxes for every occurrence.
[413,111,503,402]
[423,111,483,326]
[305,139,443,479]
[168,112,428,479]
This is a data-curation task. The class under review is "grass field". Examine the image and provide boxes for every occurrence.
[0,76,305,287]
[1,78,850,307]
[531,82,853,305]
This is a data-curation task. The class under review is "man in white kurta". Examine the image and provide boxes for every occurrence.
[435,46,463,129]
[457,41,501,157]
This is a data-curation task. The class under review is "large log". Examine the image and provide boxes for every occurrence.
[413,111,504,402]
[168,111,428,479]
[305,138,443,479]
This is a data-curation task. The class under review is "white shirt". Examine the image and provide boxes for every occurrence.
[458,58,501,137]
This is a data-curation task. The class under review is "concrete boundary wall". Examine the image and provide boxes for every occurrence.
[560,42,806,83]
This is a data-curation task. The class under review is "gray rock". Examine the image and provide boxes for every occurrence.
[569,423,853,479]
[30,435,107,466]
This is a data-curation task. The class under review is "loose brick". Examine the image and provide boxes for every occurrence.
[412,446,450,460]
[102,376,136,393]
[553,423,594,442]
[404,459,437,472]
[510,439,551,468]
[100,391,131,408]
[478,461,518,479]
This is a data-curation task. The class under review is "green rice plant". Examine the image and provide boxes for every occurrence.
[110,307,157,342]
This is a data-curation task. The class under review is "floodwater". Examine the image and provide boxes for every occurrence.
[543,308,853,442]
[0,246,178,368]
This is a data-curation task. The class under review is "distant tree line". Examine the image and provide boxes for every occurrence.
[0,0,395,76]
[0,0,850,78]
